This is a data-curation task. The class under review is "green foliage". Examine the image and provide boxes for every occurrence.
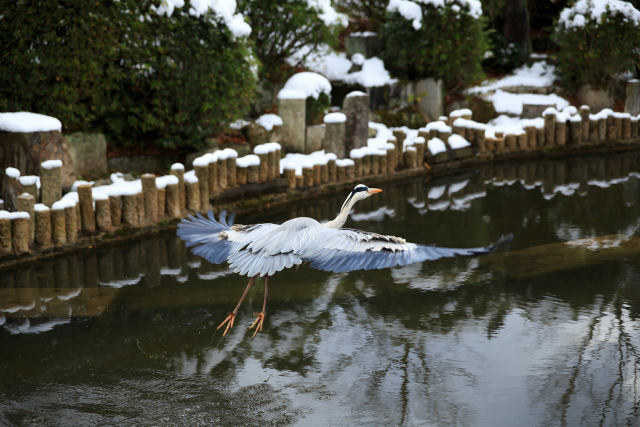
[237,0,343,85]
[380,2,489,91]
[339,0,389,31]
[482,32,523,74]
[554,12,640,92]
[306,92,331,125]
[0,0,256,151]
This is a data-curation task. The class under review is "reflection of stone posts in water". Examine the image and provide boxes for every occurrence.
[40,160,62,207]
[76,184,95,233]
[323,113,347,159]
[34,204,52,248]
[16,193,35,243]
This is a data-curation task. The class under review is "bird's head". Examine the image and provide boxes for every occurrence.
[340,184,382,212]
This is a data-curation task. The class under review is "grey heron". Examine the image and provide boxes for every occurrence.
[177,184,510,336]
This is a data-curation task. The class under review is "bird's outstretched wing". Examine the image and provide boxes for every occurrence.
[301,227,512,273]
[177,211,236,264]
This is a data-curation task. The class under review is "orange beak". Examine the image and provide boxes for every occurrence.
[368,188,383,194]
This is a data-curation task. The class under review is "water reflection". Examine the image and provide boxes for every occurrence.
[2,151,640,425]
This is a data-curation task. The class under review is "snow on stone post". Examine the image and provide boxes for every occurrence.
[34,204,51,248]
[170,163,186,212]
[0,213,11,254]
[543,109,556,147]
[192,162,209,212]
[277,89,306,153]
[343,91,370,152]
[11,212,29,253]
[77,184,96,233]
[16,193,35,243]
[579,106,591,142]
[18,176,38,201]
[323,113,347,159]
[236,155,258,186]
[254,145,269,182]
[184,171,200,213]
[3,167,22,211]
[40,160,63,207]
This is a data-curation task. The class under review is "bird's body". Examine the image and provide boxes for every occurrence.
[178,184,510,336]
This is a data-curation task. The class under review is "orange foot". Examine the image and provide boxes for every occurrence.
[217,312,236,336]
[248,312,265,338]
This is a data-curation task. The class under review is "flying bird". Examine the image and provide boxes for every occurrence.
[177,184,511,337]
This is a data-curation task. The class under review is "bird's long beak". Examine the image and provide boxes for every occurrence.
[368,188,383,194]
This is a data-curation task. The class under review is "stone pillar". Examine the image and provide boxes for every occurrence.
[77,184,96,233]
[51,207,67,245]
[343,91,370,152]
[207,161,218,196]
[323,113,347,158]
[517,133,527,151]
[185,176,200,212]
[247,165,260,184]
[166,183,180,218]
[302,167,314,187]
[217,157,227,190]
[606,116,616,141]
[170,163,186,212]
[361,155,371,175]
[313,164,321,184]
[12,213,29,253]
[226,156,237,188]
[65,204,78,243]
[328,159,337,182]
[278,90,306,153]
[18,176,38,200]
[283,168,296,189]
[414,78,443,120]
[579,106,591,142]
[193,165,209,212]
[622,115,631,140]
[597,116,607,142]
[524,126,537,150]
[236,165,248,185]
[257,152,269,182]
[404,147,417,169]
[353,156,363,176]
[625,79,640,115]
[632,117,639,139]
[413,139,425,165]
[157,187,166,219]
[320,163,329,184]
[16,193,35,243]
[136,192,145,225]
[544,111,556,147]
[95,196,112,231]
[371,154,381,175]
[39,160,62,207]
[122,194,138,227]
[34,205,51,248]
[109,196,122,228]
[555,119,567,147]
[0,216,11,254]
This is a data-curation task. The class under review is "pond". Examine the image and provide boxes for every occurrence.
[2,152,640,426]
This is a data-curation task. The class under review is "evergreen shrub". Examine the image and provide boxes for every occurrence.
[554,0,640,92]
[380,0,489,91]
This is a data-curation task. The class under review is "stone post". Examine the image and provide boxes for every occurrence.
[328,159,337,182]
[77,184,96,233]
[122,194,139,227]
[157,187,166,219]
[343,91,370,152]
[569,116,582,145]
[622,115,631,140]
[313,164,321,184]
[170,163,186,212]
[302,167,314,187]
[631,117,639,139]
[95,196,112,231]
[353,156,363,176]
[207,161,218,196]
[505,134,517,152]
[543,110,556,147]
[185,174,200,212]
[323,113,347,158]
[257,152,269,182]
[283,168,296,189]
[413,139,425,165]
[405,147,417,168]
[12,213,29,253]
[556,119,567,146]
[217,156,228,190]
[65,204,78,243]
[166,183,180,218]
[236,165,248,185]
[606,116,616,141]
[625,79,640,115]
[16,193,35,243]
[192,165,208,212]
[51,207,67,245]
[247,165,260,184]
[320,163,329,184]
[18,176,38,200]
[597,116,607,142]
[0,215,11,254]
[226,156,237,188]
[109,196,122,228]
[34,204,51,248]
[135,192,145,225]
[579,105,590,141]
[278,89,306,153]
[39,160,62,207]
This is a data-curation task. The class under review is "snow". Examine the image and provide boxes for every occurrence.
[19,176,40,188]
[427,138,447,155]
[305,0,348,27]
[288,45,396,88]
[256,114,283,131]
[236,154,260,167]
[468,61,557,94]
[387,0,423,30]
[424,121,452,133]
[0,210,29,219]
[34,203,49,212]
[450,108,472,118]
[280,150,337,176]
[346,90,366,98]
[51,198,77,210]
[277,89,307,100]
[351,53,365,66]
[254,142,280,155]
[5,167,19,179]
[151,0,252,39]
[156,175,179,189]
[324,112,347,124]
[335,159,355,167]
[428,185,446,199]
[0,112,62,133]
[71,180,93,191]
[558,0,640,29]
[171,163,185,171]
[487,115,544,135]
[448,134,471,149]
[453,118,486,130]
[283,72,331,100]
[351,31,377,37]
[184,170,198,184]
[41,160,62,170]
[486,90,570,116]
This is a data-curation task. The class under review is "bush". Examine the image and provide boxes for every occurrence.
[237,0,345,86]
[380,0,489,91]
[0,0,256,151]
[554,0,640,92]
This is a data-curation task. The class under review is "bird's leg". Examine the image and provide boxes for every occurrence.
[217,275,257,336]
[249,275,269,337]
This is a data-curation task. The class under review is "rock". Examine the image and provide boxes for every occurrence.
[278,96,306,153]
[0,130,75,188]
[576,85,614,113]
[412,78,443,121]
[107,155,174,175]
[467,95,498,124]
[343,91,370,152]
[306,124,325,153]
[625,79,640,116]
[66,132,108,180]
[345,33,382,57]
[522,103,555,119]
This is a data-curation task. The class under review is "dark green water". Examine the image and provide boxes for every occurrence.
[2,152,640,426]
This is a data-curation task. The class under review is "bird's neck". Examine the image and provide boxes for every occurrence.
[324,196,358,229]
